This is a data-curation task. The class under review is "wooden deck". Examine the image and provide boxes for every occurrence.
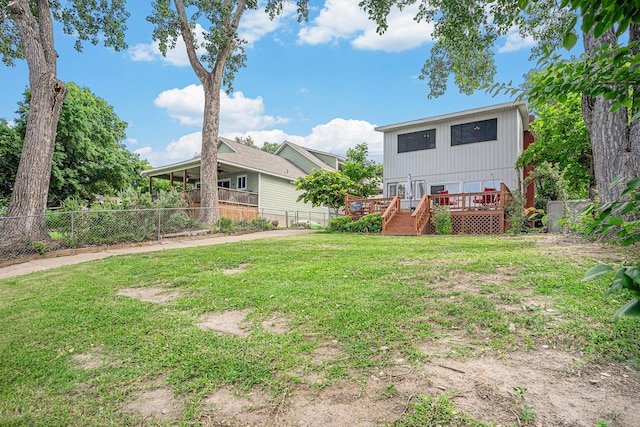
[345,184,513,235]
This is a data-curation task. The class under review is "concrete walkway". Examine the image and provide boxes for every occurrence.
[0,229,317,280]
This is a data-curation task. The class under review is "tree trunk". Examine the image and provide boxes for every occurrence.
[1,1,67,250]
[581,28,634,204]
[198,76,221,225]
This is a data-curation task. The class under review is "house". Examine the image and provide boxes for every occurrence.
[140,138,345,226]
[345,101,534,235]
[376,100,533,207]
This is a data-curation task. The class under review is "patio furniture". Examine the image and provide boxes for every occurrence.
[437,190,457,206]
[473,187,498,206]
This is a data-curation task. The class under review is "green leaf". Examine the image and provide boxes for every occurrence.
[613,299,640,323]
[582,264,614,281]
[563,32,578,50]
[608,216,624,226]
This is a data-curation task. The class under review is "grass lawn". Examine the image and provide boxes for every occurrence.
[0,233,638,426]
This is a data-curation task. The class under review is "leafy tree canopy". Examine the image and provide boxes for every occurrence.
[517,70,593,199]
[1,83,148,205]
[295,143,382,213]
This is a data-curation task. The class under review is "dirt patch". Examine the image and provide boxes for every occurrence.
[197,309,253,336]
[223,262,250,275]
[528,234,635,263]
[123,386,181,421]
[117,287,180,303]
[71,348,106,370]
[309,344,349,365]
[420,349,639,426]
[262,316,290,334]
[201,386,273,426]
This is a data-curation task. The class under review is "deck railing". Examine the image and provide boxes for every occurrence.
[345,183,514,235]
[381,197,401,233]
[185,188,258,207]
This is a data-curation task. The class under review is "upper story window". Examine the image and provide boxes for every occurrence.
[398,129,436,153]
[451,118,497,146]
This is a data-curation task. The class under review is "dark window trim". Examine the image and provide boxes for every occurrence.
[398,128,436,153]
[451,118,497,146]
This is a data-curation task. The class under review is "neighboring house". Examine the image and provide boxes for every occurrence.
[140,138,344,225]
[376,100,534,209]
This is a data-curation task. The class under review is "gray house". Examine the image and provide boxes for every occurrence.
[376,101,533,209]
[141,138,345,224]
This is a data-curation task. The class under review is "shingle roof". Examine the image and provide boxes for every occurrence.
[217,138,307,180]
[275,141,339,172]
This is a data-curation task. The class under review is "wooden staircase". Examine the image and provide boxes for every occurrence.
[382,211,420,236]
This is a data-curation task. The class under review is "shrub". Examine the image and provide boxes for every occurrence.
[432,207,452,234]
[359,213,382,233]
[327,216,353,232]
[218,217,234,234]
[249,217,274,231]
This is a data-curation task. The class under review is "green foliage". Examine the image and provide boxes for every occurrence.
[582,177,640,322]
[506,190,528,234]
[517,75,593,200]
[432,206,452,235]
[360,0,573,98]
[218,217,234,234]
[327,214,382,234]
[392,392,490,426]
[523,162,572,213]
[261,142,280,154]
[0,0,129,67]
[295,143,382,212]
[1,84,149,205]
[327,216,353,232]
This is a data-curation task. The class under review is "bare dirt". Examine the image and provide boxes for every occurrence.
[118,236,640,426]
[117,287,180,303]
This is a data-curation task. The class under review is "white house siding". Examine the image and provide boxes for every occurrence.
[258,173,329,222]
[383,106,524,198]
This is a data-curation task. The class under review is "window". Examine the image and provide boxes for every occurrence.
[218,179,230,188]
[397,183,406,199]
[388,183,397,197]
[430,183,460,194]
[398,129,436,153]
[464,182,481,193]
[451,118,497,146]
[414,181,425,199]
[237,175,247,190]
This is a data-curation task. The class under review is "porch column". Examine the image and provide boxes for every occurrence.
[169,172,174,190]
[183,170,188,192]
[148,177,152,195]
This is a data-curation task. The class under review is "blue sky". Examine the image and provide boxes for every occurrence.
[2,1,555,167]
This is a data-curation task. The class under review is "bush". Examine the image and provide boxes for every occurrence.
[249,217,274,231]
[327,216,353,232]
[327,214,382,234]
[218,217,234,234]
[432,207,452,234]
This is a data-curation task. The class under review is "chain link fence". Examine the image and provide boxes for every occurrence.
[0,206,332,261]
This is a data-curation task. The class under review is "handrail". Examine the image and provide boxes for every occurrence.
[411,194,430,235]
[381,196,400,233]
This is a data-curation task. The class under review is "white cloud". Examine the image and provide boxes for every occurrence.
[238,3,297,47]
[498,29,536,53]
[137,118,383,167]
[127,137,138,145]
[128,24,208,67]
[298,0,433,52]
[135,132,202,167]
[154,84,290,132]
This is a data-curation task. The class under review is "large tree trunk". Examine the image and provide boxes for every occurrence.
[581,28,638,204]
[198,76,221,225]
[1,1,67,249]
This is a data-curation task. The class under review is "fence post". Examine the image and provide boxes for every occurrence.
[157,209,162,240]
[71,211,75,244]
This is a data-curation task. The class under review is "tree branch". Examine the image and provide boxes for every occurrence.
[173,0,208,82]
[8,0,49,86]
[36,0,56,69]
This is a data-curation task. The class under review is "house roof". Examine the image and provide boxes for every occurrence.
[274,141,344,172]
[374,101,530,132]
[141,138,307,181]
